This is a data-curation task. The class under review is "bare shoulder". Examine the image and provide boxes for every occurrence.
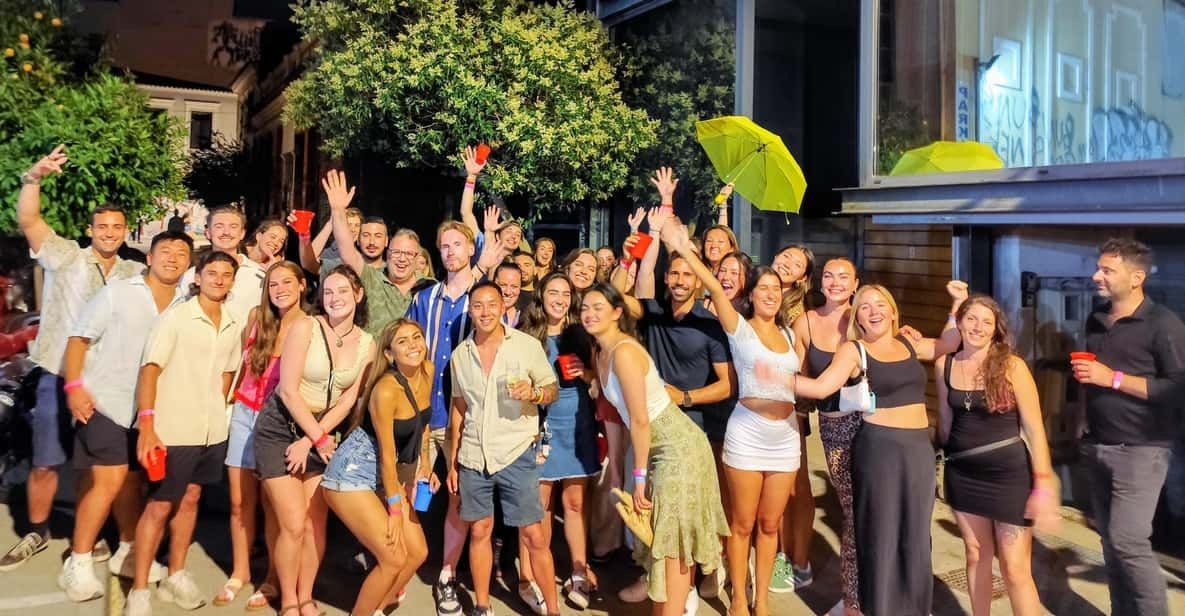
[612,340,650,372]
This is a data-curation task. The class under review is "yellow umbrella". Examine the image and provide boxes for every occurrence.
[695,116,806,214]
[889,141,1004,175]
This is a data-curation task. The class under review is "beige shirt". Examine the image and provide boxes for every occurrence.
[28,233,144,373]
[141,297,243,446]
[450,327,557,474]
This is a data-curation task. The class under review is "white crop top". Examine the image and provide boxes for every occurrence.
[601,340,671,429]
[726,318,799,403]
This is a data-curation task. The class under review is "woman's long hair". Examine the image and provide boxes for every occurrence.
[520,272,593,365]
[246,218,288,258]
[351,318,429,433]
[320,264,368,327]
[520,272,578,345]
[534,237,556,271]
[717,250,752,313]
[735,265,786,327]
[956,295,1018,413]
[246,261,307,377]
[775,244,815,323]
[583,282,640,342]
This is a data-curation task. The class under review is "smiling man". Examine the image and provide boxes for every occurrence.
[1,145,146,573]
[56,231,194,600]
[178,206,265,324]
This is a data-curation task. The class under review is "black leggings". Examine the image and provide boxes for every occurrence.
[851,422,935,616]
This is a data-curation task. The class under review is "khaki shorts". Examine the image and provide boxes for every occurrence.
[427,426,455,474]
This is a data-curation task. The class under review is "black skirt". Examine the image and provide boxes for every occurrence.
[253,394,328,480]
[851,422,935,616]
[945,440,1033,526]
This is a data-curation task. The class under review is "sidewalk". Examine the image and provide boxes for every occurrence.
[1,415,1183,615]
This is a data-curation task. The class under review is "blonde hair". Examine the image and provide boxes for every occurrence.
[435,220,475,247]
[847,284,900,341]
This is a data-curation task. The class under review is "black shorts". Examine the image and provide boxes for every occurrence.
[73,412,138,470]
[253,397,327,481]
[147,442,228,504]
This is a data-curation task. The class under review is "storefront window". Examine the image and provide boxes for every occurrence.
[876,0,1185,176]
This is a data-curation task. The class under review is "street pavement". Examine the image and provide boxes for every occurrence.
[2,414,1184,615]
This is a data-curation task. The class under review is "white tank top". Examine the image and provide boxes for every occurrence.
[726,318,799,403]
[600,339,670,429]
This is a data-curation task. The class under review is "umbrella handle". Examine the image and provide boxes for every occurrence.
[723,149,762,184]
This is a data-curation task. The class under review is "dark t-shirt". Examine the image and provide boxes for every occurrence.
[640,298,734,436]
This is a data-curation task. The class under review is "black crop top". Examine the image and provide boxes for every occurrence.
[864,335,928,409]
[804,315,842,412]
[361,370,431,465]
[943,354,1020,453]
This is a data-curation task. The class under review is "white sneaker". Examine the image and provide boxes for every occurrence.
[125,588,152,616]
[683,588,699,615]
[108,543,166,583]
[698,566,726,599]
[157,569,205,610]
[58,555,104,602]
[617,574,649,603]
[516,580,546,615]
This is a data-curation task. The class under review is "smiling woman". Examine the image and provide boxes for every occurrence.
[245,219,288,269]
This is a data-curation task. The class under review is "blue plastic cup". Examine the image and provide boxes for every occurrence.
[414,479,433,512]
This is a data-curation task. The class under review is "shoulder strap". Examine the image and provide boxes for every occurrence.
[943,354,954,389]
[853,341,868,373]
[898,334,918,359]
[781,325,795,346]
[804,311,813,342]
[389,369,425,459]
[315,318,335,410]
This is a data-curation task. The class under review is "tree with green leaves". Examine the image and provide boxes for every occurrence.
[184,136,250,208]
[617,0,735,228]
[0,0,185,238]
[285,0,656,219]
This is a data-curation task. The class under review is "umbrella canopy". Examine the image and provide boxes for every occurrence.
[695,116,806,214]
[889,140,1004,175]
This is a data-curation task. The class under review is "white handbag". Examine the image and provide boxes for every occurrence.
[838,342,876,413]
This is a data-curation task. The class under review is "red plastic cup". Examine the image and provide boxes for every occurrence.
[475,143,491,165]
[145,447,167,482]
[557,354,580,380]
[1069,351,1096,362]
[628,232,653,261]
[290,209,314,235]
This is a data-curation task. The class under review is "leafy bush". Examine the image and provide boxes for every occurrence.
[0,0,185,238]
[184,136,250,208]
[285,0,656,217]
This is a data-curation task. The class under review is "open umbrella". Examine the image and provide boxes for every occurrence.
[889,140,1004,175]
[695,116,806,214]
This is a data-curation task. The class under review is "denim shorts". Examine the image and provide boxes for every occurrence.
[225,401,259,470]
[32,372,69,468]
[458,446,544,527]
[322,429,380,492]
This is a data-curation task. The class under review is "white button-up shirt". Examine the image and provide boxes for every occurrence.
[450,328,557,474]
[70,276,187,429]
[28,233,144,374]
[141,297,243,446]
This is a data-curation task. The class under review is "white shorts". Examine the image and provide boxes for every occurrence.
[722,403,801,472]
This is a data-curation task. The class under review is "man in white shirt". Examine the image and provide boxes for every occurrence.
[55,231,193,601]
[178,206,266,323]
[0,146,144,572]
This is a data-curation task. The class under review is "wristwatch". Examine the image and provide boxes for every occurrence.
[681,390,692,407]
[19,171,40,186]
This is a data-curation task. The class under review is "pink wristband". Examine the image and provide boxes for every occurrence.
[464,181,476,189]
[1111,371,1124,390]
[620,257,633,269]
[314,432,331,448]
[137,409,155,418]
[63,379,84,392]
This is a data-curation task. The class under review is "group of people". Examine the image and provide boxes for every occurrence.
[2,143,1181,616]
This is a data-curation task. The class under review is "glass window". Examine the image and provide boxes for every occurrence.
[875,0,1185,177]
[189,112,213,150]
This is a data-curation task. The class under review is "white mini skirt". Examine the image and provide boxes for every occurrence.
[722,403,801,472]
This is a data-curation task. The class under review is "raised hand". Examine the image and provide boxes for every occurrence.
[649,167,678,203]
[483,205,500,233]
[321,169,356,211]
[462,145,486,177]
[947,280,969,303]
[646,206,672,236]
[626,207,645,233]
[660,221,692,254]
[27,144,68,181]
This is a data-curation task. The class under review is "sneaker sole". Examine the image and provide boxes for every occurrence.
[157,584,206,610]
[57,574,104,602]
[768,582,797,594]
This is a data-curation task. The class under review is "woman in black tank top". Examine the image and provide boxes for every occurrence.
[936,296,1058,616]
[791,283,967,616]
[321,319,434,615]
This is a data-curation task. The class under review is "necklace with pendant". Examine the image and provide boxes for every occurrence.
[959,358,975,412]
[331,322,355,348]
